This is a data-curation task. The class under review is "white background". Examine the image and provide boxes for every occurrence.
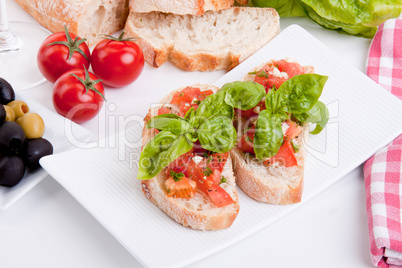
[1,0,375,267]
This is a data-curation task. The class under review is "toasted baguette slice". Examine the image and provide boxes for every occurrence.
[130,0,234,15]
[124,7,279,71]
[141,84,240,230]
[14,0,129,47]
[232,59,314,204]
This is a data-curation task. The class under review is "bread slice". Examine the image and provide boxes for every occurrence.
[14,0,129,46]
[124,7,280,71]
[231,60,314,204]
[141,84,240,230]
[130,0,234,15]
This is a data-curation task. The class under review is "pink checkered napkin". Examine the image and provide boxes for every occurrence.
[364,17,402,268]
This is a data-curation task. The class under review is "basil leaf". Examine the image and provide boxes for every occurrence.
[147,114,194,136]
[221,81,266,110]
[254,110,283,160]
[197,117,237,153]
[194,91,233,127]
[294,101,329,135]
[137,131,193,180]
[265,88,286,115]
[275,74,328,114]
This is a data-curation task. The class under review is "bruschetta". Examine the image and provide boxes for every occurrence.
[221,59,329,204]
[138,84,240,230]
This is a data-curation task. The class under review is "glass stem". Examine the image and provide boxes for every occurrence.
[0,0,22,51]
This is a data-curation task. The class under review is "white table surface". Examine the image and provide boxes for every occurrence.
[1,1,375,267]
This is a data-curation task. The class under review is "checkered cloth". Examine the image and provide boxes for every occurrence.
[364,17,402,268]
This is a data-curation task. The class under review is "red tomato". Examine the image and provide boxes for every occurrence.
[193,167,234,207]
[168,151,195,178]
[236,100,265,118]
[91,32,144,88]
[237,126,255,154]
[264,140,298,167]
[285,120,302,140]
[274,60,305,78]
[52,68,105,124]
[157,107,172,115]
[37,27,90,83]
[253,60,305,91]
[165,176,197,198]
[171,87,201,105]
[207,185,235,208]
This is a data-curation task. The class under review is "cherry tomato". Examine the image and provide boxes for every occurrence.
[37,26,90,83]
[52,68,105,124]
[91,32,144,88]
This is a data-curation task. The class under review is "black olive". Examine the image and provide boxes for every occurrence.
[0,105,5,122]
[0,155,25,187]
[0,121,26,153]
[22,138,53,169]
[0,78,15,105]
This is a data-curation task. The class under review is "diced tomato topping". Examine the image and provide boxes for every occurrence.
[170,87,214,116]
[206,185,234,207]
[274,59,305,78]
[237,126,255,154]
[263,140,298,167]
[285,120,302,141]
[253,60,306,92]
[198,90,213,101]
[193,167,234,207]
[166,150,233,206]
[157,107,172,115]
[171,87,201,105]
[200,152,229,173]
[168,150,195,177]
[165,176,197,198]
[236,100,265,118]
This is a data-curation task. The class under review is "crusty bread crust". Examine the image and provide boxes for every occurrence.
[230,129,308,204]
[123,7,280,71]
[130,0,234,15]
[231,60,314,204]
[141,84,240,230]
[14,0,129,46]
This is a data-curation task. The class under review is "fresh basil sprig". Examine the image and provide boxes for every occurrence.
[147,114,195,137]
[194,91,233,127]
[197,117,237,153]
[137,91,237,180]
[137,131,193,180]
[266,73,328,114]
[221,73,329,160]
[293,101,329,134]
[253,110,283,159]
[221,81,266,111]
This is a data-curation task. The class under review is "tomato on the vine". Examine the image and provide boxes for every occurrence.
[91,31,144,88]
[52,68,105,124]
[37,26,91,83]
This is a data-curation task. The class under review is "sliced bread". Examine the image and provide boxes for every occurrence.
[14,0,129,46]
[124,7,280,71]
[130,0,234,15]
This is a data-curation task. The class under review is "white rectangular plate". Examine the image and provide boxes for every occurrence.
[0,93,93,210]
[40,25,402,268]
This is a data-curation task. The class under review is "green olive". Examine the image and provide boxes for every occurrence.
[4,105,15,121]
[16,113,45,139]
[7,100,29,119]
